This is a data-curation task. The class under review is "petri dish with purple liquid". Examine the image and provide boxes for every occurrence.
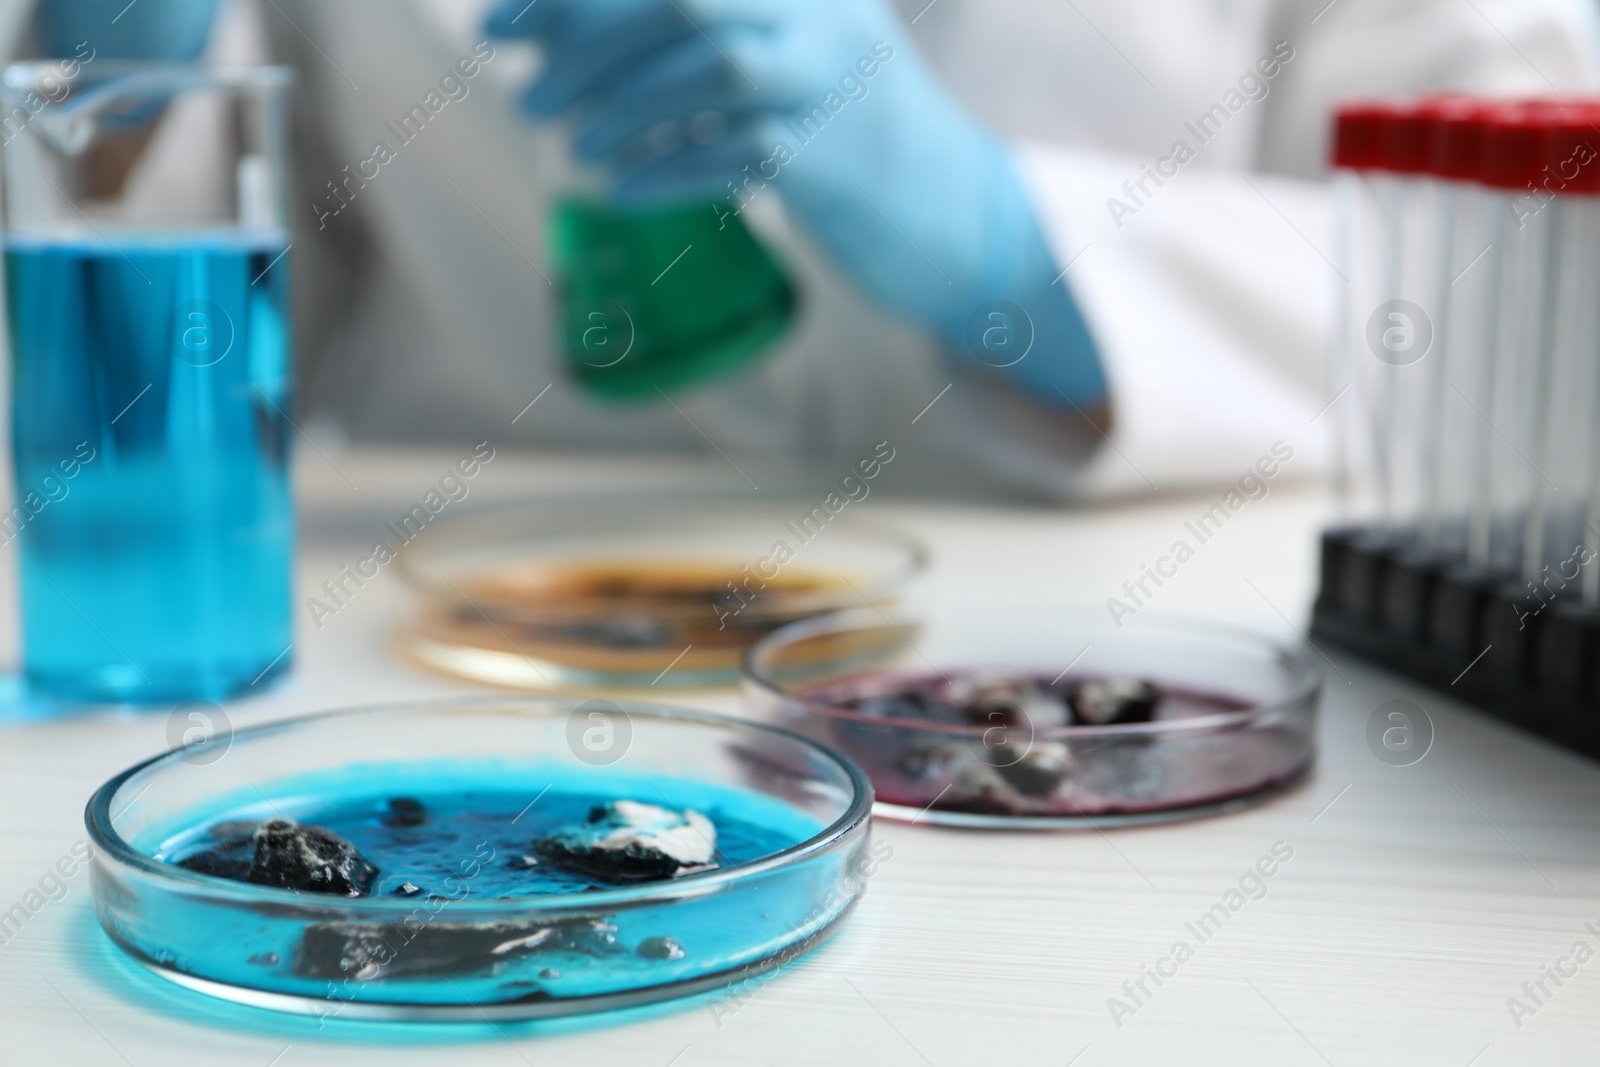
[743,607,1322,829]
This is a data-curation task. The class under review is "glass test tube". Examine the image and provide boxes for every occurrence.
[1424,99,1493,562]
[1330,103,1398,524]
[1584,153,1600,608]
[1513,112,1565,589]
[1475,106,1551,577]
[1329,161,1356,517]
[1373,131,1407,529]
[1587,305,1600,604]
[1528,108,1600,602]
[1385,103,1450,546]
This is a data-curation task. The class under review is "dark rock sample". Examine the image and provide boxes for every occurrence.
[533,801,717,884]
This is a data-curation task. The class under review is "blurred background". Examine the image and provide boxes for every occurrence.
[8,0,1597,502]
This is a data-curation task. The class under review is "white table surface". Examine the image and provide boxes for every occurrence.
[2,448,1597,1067]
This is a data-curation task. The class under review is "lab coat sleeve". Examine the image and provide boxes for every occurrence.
[981,0,1600,501]
[988,145,1335,499]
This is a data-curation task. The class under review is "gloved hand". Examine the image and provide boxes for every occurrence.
[486,0,1107,407]
[38,0,221,60]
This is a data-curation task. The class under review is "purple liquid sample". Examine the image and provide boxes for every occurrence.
[800,670,1311,820]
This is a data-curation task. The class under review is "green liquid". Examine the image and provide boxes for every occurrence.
[552,199,796,400]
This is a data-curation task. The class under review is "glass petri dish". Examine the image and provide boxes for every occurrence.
[742,607,1322,829]
[393,496,926,689]
[85,698,874,1021]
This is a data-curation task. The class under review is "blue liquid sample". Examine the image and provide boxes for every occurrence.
[6,232,293,703]
[163,786,811,899]
[120,762,847,1010]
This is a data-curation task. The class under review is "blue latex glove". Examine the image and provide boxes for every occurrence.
[38,0,221,60]
[486,0,1107,408]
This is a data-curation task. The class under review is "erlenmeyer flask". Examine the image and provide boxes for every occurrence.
[551,196,797,400]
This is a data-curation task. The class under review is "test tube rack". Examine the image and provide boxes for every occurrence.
[1311,97,1600,759]
[1312,528,1600,756]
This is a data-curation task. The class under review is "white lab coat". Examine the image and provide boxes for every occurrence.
[123,0,1600,496]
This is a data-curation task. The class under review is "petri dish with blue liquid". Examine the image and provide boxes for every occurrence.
[86,699,875,1020]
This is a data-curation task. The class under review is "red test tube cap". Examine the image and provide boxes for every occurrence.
[1541,102,1600,196]
[1385,103,1435,174]
[1479,102,1547,190]
[1332,101,1397,171]
[1429,97,1492,181]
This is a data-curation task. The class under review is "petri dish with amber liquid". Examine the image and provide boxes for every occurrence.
[395,498,927,690]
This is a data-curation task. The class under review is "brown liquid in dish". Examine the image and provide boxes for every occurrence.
[460,561,842,613]
[411,560,864,679]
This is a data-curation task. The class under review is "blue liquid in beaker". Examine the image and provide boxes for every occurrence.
[6,232,293,703]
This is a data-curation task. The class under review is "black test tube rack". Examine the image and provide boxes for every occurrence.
[1311,527,1600,758]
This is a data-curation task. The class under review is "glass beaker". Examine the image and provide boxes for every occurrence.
[551,197,796,400]
[1,62,294,704]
